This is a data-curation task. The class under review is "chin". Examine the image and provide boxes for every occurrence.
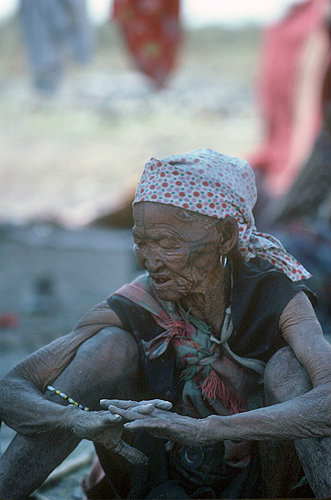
[152,284,188,303]
[153,289,181,302]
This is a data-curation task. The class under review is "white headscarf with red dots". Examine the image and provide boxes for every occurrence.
[133,148,311,281]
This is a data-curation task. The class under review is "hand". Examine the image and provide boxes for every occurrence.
[68,408,148,465]
[100,399,211,447]
[100,398,173,416]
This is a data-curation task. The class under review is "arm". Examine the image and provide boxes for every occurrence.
[110,292,331,444]
[0,325,144,499]
[0,301,122,433]
[210,291,331,441]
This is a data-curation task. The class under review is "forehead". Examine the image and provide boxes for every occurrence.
[132,202,219,244]
[133,202,187,228]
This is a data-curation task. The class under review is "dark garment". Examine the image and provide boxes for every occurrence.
[272,218,331,336]
[108,257,314,400]
[108,292,174,402]
[100,257,315,498]
[95,434,263,499]
[229,256,315,362]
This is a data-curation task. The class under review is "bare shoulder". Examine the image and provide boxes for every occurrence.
[279,291,323,338]
[279,291,331,385]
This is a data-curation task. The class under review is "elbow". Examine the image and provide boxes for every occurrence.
[0,381,4,418]
[0,372,32,420]
[0,373,16,419]
[299,383,331,438]
[319,383,331,433]
[0,374,11,409]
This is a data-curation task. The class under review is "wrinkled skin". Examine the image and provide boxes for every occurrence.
[0,202,330,499]
[102,289,331,444]
[132,202,238,328]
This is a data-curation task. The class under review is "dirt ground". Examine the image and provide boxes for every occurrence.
[0,21,262,225]
[0,18,263,499]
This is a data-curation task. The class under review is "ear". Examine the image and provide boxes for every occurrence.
[216,217,239,255]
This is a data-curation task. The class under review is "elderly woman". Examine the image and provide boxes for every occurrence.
[0,149,330,499]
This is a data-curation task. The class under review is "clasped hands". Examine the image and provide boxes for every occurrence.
[101,398,209,456]
[98,400,250,470]
[70,398,207,466]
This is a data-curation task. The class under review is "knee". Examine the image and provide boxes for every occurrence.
[264,346,312,404]
[51,327,139,405]
[76,326,138,374]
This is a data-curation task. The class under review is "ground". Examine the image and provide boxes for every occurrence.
[0,17,262,498]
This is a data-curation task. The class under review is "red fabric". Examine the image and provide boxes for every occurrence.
[249,0,330,195]
[112,0,181,88]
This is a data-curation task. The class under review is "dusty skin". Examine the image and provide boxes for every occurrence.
[0,203,330,499]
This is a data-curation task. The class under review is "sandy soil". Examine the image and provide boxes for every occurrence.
[0,23,262,225]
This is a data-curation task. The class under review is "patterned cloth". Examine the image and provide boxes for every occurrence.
[115,273,264,414]
[113,273,263,475]
[112,0,181,88]
[133,148,311,281]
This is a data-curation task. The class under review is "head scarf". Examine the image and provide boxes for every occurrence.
[133,148,311,281]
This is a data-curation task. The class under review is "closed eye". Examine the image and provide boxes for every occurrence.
[159,237,182,250]
[134,240,144,248]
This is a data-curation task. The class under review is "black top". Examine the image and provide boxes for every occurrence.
[107,257,315,401]
[229,257,315,361]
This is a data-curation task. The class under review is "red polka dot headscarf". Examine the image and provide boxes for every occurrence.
[133,148,311,281]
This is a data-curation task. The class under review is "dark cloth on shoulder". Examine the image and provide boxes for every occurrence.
[104,257,315,499]
[108,256,315,369]
[229,256,316,362]
[107,293,176,401]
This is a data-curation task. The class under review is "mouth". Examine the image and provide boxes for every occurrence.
[149,275,171,289]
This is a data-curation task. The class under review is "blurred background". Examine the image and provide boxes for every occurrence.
[0,0,330,497]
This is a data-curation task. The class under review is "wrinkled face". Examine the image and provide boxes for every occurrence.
[132,202,221,302]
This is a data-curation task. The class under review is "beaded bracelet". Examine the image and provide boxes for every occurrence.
[47,385,90,412]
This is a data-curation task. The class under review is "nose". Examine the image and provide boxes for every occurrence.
[139,247,164,273]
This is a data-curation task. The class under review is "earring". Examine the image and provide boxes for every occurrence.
[220,254,227,268]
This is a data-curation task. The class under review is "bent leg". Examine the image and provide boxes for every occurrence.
[0,430,80,499]
[47,326,140,408]
[0,326,140,499]
[263,346,331,498]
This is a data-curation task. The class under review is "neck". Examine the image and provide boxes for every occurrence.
[179,267,231,331]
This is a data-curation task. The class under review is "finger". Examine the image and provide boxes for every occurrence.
[71,412,122,440]
[115,441,148,466]
[100,399,172,411]
[96,411,122,426]
[130,404,155,415]
[107,405,144,421]
[123,421,167,441]
[124,418,159,432]
[147,399,173,410]
[101,402,154,415]
[100,399,139,410]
